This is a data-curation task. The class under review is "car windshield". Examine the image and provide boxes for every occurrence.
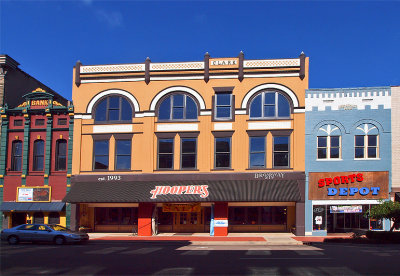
[48,225,68,231]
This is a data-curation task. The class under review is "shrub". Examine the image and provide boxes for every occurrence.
[366,231,400,242]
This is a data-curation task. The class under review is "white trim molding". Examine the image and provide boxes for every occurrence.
[86,89,141,115]
[74,114,92,120]
[200,111,212,116]
[248,121,292,130]
[93,124,133,133]
[149,86,206,111]
[312,200,382,205]
[156,123,198,132]
[213,123,233,131]
[241,83,300,109]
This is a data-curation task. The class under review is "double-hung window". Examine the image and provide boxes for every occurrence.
[93,140,109,170]
[214,93,233,120]
[115,140,131,170]
[355,135,378,159]
[158,139,174,169]
[33,140,45,171]
[11,140,23,171]
[215,137,231,169]
[317,136,340,159]
[55,139,67,171]
[249,136,266,168]
[181,138,197,169]
[273,136,289,168]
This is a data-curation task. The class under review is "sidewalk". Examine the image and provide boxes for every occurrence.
[88,232,303,245]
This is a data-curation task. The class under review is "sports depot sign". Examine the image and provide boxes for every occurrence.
[308,171,389,200]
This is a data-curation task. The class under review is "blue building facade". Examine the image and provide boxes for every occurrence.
[305,87,391,236]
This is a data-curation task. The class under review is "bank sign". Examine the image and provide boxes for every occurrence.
[308,171,389,200]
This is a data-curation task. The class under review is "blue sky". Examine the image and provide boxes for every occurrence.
[1,1,399,100]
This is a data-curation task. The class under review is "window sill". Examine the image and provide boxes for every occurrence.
[157,120,200,123]
[211,168,234,171]
[6,171,22,176]
[246,167,267,170]
[354,158,381,161]
[94,121,133,125]
[316,159,343,161]
[29,171,45,176]
[246,118,292,122]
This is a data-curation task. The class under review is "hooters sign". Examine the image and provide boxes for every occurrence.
[150,185,209,199]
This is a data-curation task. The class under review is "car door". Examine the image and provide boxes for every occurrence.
[14,224,37,242]
[33,225,54,242]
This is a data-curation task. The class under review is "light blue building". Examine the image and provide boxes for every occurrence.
[305,87,391,236]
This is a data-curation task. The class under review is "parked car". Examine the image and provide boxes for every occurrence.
[1,224,89,245]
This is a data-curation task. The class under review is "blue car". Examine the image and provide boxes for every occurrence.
[1,224,89,245]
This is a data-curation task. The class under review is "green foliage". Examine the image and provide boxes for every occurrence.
[368,201,400,231]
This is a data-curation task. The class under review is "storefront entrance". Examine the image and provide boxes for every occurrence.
[313,204,383,233]
[12,212,26,227]
[173,212,204,233]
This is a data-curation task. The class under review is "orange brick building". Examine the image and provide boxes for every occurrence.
[64,53,308,236]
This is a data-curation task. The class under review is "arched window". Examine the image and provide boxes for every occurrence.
[249,91,290,119]
[48,212,60,224]
[55,139,67,171]
[94,96,133,122]
[33,212,44,224]
[33,140,45,171]
[158,94,198,121]
[354,123,379,159]
[317,125,341,160]
[11,140,23,171]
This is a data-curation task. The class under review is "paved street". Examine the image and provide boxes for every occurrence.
[1,241,400,275]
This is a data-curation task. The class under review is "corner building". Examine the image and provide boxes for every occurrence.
[64,53,308,236]
[0,88,73,229]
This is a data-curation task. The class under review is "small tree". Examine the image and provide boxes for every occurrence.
[368,200,400,231]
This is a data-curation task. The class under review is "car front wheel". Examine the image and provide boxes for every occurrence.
[54,236,65,245]
[8,235,19,245]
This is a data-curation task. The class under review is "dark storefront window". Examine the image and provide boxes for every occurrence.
[313,205,326,231]
[48,212,60,224]
[95,207,138,225]
[229,206,287,225]
[157,207,173,225]
[33,212,44,224]
[261,207,286,225]
[158,139,174,169]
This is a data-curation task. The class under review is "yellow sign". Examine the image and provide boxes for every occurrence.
[31,100,49,106]
[17,187,51,202]
[162,203,201,213]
